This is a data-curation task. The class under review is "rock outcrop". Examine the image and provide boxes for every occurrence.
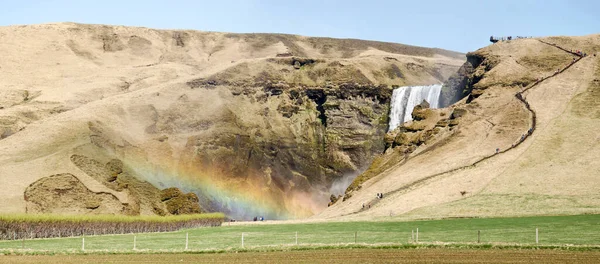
[438,52,487,107]
[24,174,128,215]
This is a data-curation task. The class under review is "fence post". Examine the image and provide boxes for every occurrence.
[295,232,298,245]
[536,228,539,244]
[411,230,414,242]
[185,232,189,250]
[416,228,419,243]
[354,231,357,244]
[82,236,85,251]
[478,230,480,243]
[241,233,244,248]
[133,235,137,250]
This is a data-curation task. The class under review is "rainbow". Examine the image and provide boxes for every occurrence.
[118,148,323,220]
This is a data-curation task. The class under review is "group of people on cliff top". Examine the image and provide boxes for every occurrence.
[489,36,532,43]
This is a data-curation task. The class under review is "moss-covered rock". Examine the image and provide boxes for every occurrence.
[393,133,411,146]
[105,159,123,182]
[160,187,183,202]
[165,193,202,215]
[412,108,433,121]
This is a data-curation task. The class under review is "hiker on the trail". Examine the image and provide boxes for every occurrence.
[521,134,525,141]
[380,193,384,198]
[495,148,500,154]
[362,203,365,209]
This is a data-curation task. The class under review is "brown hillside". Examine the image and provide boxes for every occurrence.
[0,23,464,219]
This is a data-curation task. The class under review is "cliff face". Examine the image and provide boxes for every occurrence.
[0,23,464,219]
[438,52,494,107]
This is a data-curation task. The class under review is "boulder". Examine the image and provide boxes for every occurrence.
[402,121,427,132]
[416,130,434,145]
[160,187,183,202]
[105,159,123,182]
[450,108,467,119]
[412,108,432,121]
[448,119,460,127]
[393,133,411,146]
[165,193,202,215]
[436,119,449,127]
[415,99,431,109]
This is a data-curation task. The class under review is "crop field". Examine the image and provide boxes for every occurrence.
[0,214,599,254]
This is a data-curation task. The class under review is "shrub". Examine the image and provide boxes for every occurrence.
[0,213,224,240]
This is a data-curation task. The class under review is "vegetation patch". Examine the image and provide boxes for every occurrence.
[0,213,224,240]
[517,53,573,73]
[571,57,600,118]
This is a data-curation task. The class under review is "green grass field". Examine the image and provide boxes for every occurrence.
[1,214,599,253]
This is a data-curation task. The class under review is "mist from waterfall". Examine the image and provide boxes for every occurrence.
[388,84,442,131]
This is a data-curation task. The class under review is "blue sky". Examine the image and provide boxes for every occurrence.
[0,0,598,52]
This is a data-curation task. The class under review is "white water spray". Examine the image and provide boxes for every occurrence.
[388,84,442,131]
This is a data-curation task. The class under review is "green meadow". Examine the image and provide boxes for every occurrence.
[1,214,599,253]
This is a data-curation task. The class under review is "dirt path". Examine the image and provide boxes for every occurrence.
[3,248,600,263]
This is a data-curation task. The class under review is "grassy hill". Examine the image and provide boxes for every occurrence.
[320,34,600,220]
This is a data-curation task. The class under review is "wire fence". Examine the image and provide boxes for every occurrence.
[1,226,597,252]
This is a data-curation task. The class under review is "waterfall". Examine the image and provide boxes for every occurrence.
[388,84,442,131]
